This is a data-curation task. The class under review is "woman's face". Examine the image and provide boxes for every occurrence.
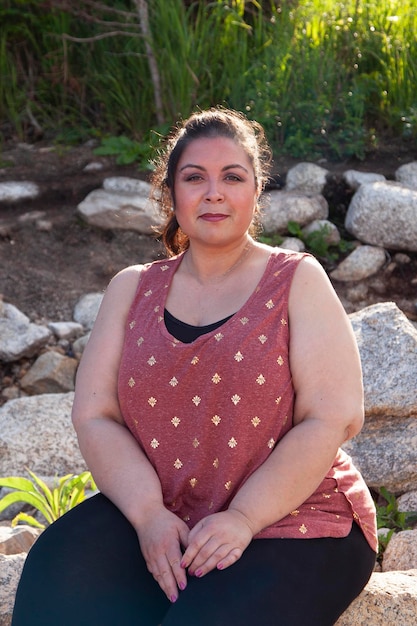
[172,136,259,248]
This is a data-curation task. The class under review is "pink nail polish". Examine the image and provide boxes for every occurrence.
[170,594,178,603]
[179,581,186,591]
[195,569,203,578]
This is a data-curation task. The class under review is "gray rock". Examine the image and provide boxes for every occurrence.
[382,530,417,572]
[343,169,386,190]
[285,162,329,194]
[0,181,39,204]
[350,302,417,418]
[47,321,84,340]
[345,181,417,251]
[301,219,341,246]
[262,191,328,233]
[330,245,387,282]
[335,570,417,626]
[278,238,306,252]
[0,302,51,362]
[397,491,417,513]
[0,553,26,626]
[73,293,103,330]
[0,526,42,556]
[77,177,160,234]
[0,392,86,476]
[395,161,417,190]
[20,351,78,394]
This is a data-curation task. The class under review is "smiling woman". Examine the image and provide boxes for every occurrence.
[12,108,377,626]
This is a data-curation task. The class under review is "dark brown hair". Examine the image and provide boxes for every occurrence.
[151,107,272,256]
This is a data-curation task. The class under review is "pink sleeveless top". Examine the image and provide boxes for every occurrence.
[118,249,377,551]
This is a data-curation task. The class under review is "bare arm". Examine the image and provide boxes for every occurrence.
[72,266,189,601]
[182,255,364,574]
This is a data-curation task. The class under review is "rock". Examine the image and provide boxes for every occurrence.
[0,553,26,626]
[343,169,386,190]
[77,177,160,234]
[397,490,417,513]
[343,416,417,493]
[382,530,417,572]
[0,181,39,204]
[301,219,341,246]
[395,161,417,190]
[262,191,328,233]
[330,245,387,281]
[345,181,417,251]
[0,526,42,555]
[20,351,78,394]
[72,333,91,359]
[0,392,86,476]
[47,321,84,341]
[73,293,103,330]
[285,162,329,194]
[279,237,305,252]
[0,302,52,362]
[349,302,417,418]
[335,570,417,626]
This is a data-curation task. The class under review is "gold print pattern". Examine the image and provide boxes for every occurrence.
[240,317,249,325]
[157,316,163,323]
[212,415,221,426]
[258,334,267,344]
[128,377,135,388]
[160,265,169,271]
[231,394,241,405]
[228,437,237,448]
[190,478,198,488]
[277,356,284,366]
[281,318,287,326]
[290,510,300,516]
[234,351,244,362]
[191,356,199,365]
[171,416,180,427]
[225,481,232,491]
[169,377,178,387]
[256,374,266,385]
[212,373,222,384]
[265,299,274,309]
[150,438,159,449]
[299,524,308,534]
[214,332,224,341]
[267,438,276,449]
[174,458,183,469]
[148,397,157,407]
[193,438,200,448]
[192,395,201,406]
[213,458,219,468]
[147,356,157,366]
[137,337,144,347]
[154,305,160,312]
[129,320,136,329]
[145,289,153,297]
[322,493,331,499]
[275,396,282,405]
[251,416,261,427]
[208,501,214,510]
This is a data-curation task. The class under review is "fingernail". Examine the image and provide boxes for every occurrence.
[195,569,203,578]
[179,581,186,591]
[170,594,178,603]
[180,560,187,569]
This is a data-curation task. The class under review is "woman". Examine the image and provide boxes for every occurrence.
[12,108,377,626]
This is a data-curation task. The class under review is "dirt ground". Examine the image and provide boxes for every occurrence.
[0,139,416,326]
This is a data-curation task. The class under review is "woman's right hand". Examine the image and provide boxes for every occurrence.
[136,507,190,602]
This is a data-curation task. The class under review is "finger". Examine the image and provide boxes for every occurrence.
[168,555,187,592]
[150,557,180,602]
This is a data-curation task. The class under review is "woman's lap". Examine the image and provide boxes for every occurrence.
[12,493,375,626]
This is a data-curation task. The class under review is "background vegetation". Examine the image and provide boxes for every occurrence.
[1,0,416,161]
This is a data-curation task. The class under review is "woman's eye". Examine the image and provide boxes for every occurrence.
[185,174,203,182]
[225,174,243,182]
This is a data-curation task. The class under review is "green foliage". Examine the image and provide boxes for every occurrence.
[286,220,353,262]
[0,1,416,158]
[0,469,97,529]
[376,487,417,532]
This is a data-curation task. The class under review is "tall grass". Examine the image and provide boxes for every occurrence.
[0,0,416,159]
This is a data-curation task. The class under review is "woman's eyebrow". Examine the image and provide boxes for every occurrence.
[179,163,249,173]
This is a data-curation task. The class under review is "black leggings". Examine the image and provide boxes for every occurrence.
[12,494,375,626]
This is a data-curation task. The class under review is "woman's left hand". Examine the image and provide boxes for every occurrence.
[180,509,254,577]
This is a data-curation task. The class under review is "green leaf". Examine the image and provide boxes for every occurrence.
[0,490,53,524]
[26,469,53,507]
[0,477,36,491]
[11,512,45,529]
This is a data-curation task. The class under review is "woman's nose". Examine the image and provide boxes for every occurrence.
[205,182,224,202]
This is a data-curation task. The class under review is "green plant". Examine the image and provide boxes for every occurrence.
[0,469,97,529]
[286,220,353,262]
[376,486,417,532]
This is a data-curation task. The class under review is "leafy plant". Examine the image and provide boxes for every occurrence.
[376,486,417,532]
[286,220,353,262]
[0,469,97,529]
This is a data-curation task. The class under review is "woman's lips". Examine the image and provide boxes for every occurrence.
[200,213,228,222]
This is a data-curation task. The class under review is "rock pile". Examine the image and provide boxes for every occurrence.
[1,161,417,624]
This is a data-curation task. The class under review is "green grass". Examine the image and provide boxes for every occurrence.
[0,1,416,160]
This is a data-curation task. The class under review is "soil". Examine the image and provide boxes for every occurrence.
[0,139,417,327]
